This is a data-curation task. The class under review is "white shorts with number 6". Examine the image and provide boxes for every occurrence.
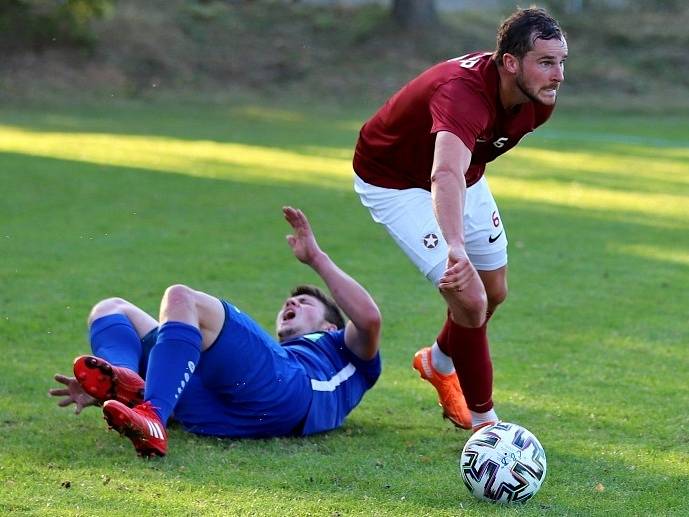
[354,174,507,286]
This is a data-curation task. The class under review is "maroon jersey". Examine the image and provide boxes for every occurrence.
[353,52,554,190]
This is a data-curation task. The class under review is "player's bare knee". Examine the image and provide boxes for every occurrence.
[162,284,194,307]
[160,284,198,321]
[449,291,487,328]
[88,297,130,325]
[466,304,488,328]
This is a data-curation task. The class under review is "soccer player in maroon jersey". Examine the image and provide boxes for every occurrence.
[353,8,568,431]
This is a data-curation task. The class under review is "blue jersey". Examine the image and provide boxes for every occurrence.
[139,300,381,438]
[284,330,382,435]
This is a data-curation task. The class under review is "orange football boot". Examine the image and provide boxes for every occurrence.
[413,347,472,429]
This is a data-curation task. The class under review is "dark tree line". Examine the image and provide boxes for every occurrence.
[0,0,439,51]
[4,0,685,52]
[0,0,113,50]
[392,0,438,29]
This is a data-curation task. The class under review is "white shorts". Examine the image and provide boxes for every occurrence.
[354,175,508,286]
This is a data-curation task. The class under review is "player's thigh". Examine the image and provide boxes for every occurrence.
[464,177,508,272]
[90,297,158,338]
[188,289,225,350]
[126,309,158,339]
[355,175,447,283]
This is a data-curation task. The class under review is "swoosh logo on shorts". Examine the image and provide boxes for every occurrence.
[488,231,503,244]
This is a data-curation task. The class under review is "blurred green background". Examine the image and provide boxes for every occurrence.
[2,0,688,112]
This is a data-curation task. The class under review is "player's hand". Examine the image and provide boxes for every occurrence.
[283,206,324,265]
[48,373,98,415]
[438,245,476,293]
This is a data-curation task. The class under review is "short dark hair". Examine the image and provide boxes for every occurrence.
[291,284,346,330]
[494,8,564,64]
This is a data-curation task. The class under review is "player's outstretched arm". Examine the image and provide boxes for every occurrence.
[283,206,381,360]
[431,131,473,274]
[48,374,98,414]
[431,132,487,326]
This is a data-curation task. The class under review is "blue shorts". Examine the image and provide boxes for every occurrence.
[142,300,312,438]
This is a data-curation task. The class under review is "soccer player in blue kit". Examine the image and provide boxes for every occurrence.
[49,207,382,457]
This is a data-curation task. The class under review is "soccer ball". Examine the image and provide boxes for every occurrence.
[459,422,547,504]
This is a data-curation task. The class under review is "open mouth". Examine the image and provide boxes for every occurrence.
[282,308,296,322]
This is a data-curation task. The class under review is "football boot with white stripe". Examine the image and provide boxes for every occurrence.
[73,355,144,408]
[103,400,168,457]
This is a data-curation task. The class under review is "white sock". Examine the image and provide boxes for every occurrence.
[430,342,455,375]
[470,408,498,428]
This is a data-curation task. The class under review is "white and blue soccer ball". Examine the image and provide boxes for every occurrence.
[460,422,547,504]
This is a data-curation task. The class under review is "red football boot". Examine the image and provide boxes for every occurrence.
[73,355,144,407]
[103,400,168,457]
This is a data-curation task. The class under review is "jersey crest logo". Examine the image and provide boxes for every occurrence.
[423,233,439,249]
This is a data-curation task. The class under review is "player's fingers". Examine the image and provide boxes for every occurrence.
[439,283,463,294]
[439,268,466,285]
[57,398,74,407]
[455,269,474,284]
[293,214,307,232]
[445,258,471,275]
[53,374,72,385]
[438,277,456,288]
[440,270,476,291]
[283,206,298,224]
[48,388,69,397]
[438,277,461,290]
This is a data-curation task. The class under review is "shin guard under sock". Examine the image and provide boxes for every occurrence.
[89,314,143,372]
[446,317,494,412]
[144,321,202,424]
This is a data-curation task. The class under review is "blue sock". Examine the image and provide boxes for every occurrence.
[89,314,142,372]
[144,321,202,424]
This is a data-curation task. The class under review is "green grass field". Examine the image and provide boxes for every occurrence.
[1,99,688,516]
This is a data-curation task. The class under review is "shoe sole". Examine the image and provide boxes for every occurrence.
[442,411,471,430]
[103,404,166,458]
[74,356,144,407]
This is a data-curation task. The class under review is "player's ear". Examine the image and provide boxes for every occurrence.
[502,53,519,74]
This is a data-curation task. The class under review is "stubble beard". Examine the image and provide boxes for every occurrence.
[276,327,293,342]
[515,72,548,105]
